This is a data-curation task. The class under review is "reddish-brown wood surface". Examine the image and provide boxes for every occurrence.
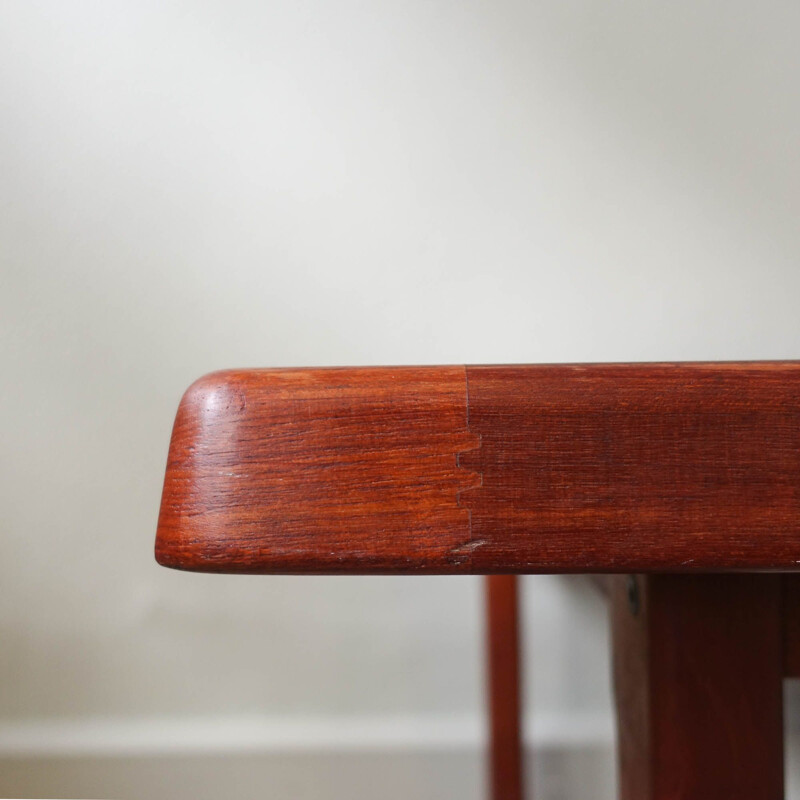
[611,574,784,800]
[485,575,524,800]
[156,367,479,572]
[156,362,800,574]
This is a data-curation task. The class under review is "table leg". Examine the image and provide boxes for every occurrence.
[486,574,525,800]
[611,574,784,800]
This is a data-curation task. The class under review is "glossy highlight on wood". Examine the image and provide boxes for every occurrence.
[156,362,800,574]
[156,367,480,573]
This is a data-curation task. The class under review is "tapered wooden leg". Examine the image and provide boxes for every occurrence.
[611,574,784,800]
[486,575,524,800]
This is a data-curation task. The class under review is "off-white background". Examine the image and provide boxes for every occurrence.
[2,2,800,798]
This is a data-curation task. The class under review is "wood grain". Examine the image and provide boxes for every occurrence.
[611,574,784,799]
[461,363,800,572]
[485,575,524,800]
[156,367,480,573]
[156,362,800,574]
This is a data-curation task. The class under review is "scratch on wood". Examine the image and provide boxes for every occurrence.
[448,537,489,567]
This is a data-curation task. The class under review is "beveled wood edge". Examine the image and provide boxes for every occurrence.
[155,362,800,575]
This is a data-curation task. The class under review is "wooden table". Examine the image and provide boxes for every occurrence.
[156,362,800,800]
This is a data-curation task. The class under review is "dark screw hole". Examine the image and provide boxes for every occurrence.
[627,575,640,616]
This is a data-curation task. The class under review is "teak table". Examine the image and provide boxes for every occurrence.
[155,362,800,800]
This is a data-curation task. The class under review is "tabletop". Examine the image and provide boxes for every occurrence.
[155,362,800,575]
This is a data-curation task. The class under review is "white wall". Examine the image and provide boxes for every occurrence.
[1,2,799,798]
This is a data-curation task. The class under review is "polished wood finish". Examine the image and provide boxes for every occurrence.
[156,362,800,574]
[611,574,784,800]
[485,575,524,800]
[461,363,800,572]
[156,367,479,573]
